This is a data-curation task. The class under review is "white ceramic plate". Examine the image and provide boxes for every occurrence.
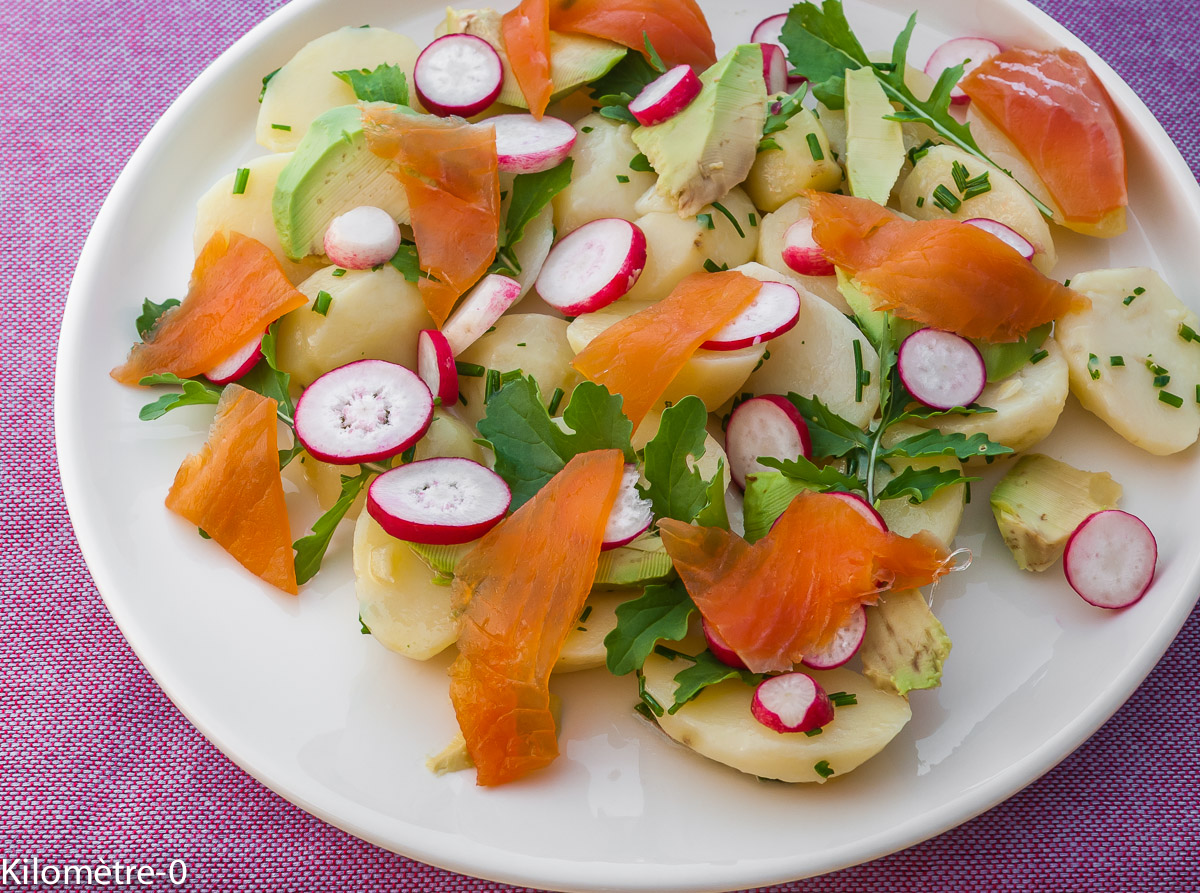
[56,0,1200,889]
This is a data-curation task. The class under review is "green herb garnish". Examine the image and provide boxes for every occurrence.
[312,290,333,316]
[232,168,250,195]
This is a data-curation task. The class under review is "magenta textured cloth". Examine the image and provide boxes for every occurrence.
[3,0,1199,890]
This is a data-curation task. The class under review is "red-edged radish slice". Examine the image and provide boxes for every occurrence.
[750,13,787,45]
[781,218,835,276]
[413,33,504,118]
[802,605,867,670]
[417,329,458,406]
[535,218,647,315]
[204,333,262,385]
[897,328,987,411]
[760,43,789,95]
[323,205,402,270]
[751,672,835,733]
[703,617,747,670]
[924,37,1002,104]
[440,273,522,355]
[628,65,703,127]
[1064,510,1157,609]
[725,394,812,490]
[367,457,511,545]
[702,281,801,350]
[492,114,577,174]
[601,464,654,550]
[294,359,433,465]
[964,218,1036,260]
[827,492,886,531]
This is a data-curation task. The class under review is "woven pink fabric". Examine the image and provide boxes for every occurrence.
[3,0,1199,890]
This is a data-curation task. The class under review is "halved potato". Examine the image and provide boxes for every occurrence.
[552,113,658,237]
[555,590,631,673]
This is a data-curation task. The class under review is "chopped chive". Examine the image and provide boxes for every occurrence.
[198,527,211,539]
[312,290,333,315]
[696,212,715,230]
[633,702,654,721]
[616,174,630,183]
[1064,279,1071,287]
[1123,293,1139,306]
[932,184,961,213]
[1195,384,1200,404]
[486,325,497,334]
[629,153,653,172]
[1154,373,1171,388]
[484,368,502,402]
[499,369,523,386]
[579,605,593,623]
[1030,349,1049,365]
[1146,360,1169,376]
[752,348,771,373]
[962,178,992,200]
[1110,355,1125,367]
[580,126,593,133]
[331,268,347,277]
[804,727,823,737]
[1087,354,1101,380]
[548,386,565,415]
[232,167,250,194]
[749,213,758,227]
[400,444,417,464]
[270,123,292,131]
[828,691,858,707]
[703,259,728,274]
[1134,286,1146,295]
[454,361,485,377]
[1159,390,1184,408]
[258,67,280,102]
[458,391,468,406]
[814,760,834,779]
[359,615,371,635]
[516,342,526,347]
[653,644,678,660]
[1180,324,1200,343]
[915,195,925,208]
[964,481,972,504]
[637,674,664,717]
[805,131,825,161]
[853,340,865,402]
[951,160,971,192]
[711,202,745,238]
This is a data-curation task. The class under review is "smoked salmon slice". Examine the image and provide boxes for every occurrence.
[503,0,553,118]
[808,192,1086,343]
[165,385,297,594]
[448,449,625,786]
[363,106,500,326]
[659,490,949,674]
[549,0,716,70]
[111,231,306,385]
[571,271,760,426]
[962,48,1127,231]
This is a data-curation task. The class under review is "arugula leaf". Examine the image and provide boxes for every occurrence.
[561,379,635,456]
[668,650,762,714]
[135,298,180,339]
[589,50,658,108]
[875,464,975,505]
[742,458,864,542]
[293,469,371,584]
[491,159,574,275]
[333,63,409,105]
[137,374,222,421]
[389,243,422,283]
[785,394,871,458]
[642,32,667,74]
[694,458,730,530]
[604,581,695,675]
[641,396,719,523]
[880,430,1012,461]
[237,322,294,425]
[759,454,865,491]
[892,402,995,424]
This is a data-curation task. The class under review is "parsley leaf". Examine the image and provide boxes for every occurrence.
[668,650,762,714]
[293,469,371,584]
[641,396,722,524]
[880,430,1012,461]
[604,581,695,675]
[491,158,574,276]
[875,464,975,505]
[333,63,410,105]
[135,298,180,340]
[137,373,222,421]
[785,394,871,458]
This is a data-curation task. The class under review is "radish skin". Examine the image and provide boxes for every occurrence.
[781,218,835,277]
[416,329,458,406]
[1064,510,1157,609]
[802,605,867,670]
[628,65,703,127]
[703,618,748,670]
[441,274,522,355]
[205,334,262,385]
[492,114,577,174]
[367,457,511,545]
[828,492,886,531]
[536,218,647,314]
[725,395,812,490]
[751,672,835,733]
[925,37,1002,104]
[760,43,789,94]
[964,218,1036,260]
[414,33,503,117]
[323,205,402,270]
[702,281,800,351]
[601,464,654,550]
[898,328,987,411]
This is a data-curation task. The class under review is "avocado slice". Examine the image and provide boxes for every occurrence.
[272,104,410,260]
[632,44,767,216]
[844,66,905,205]
[860,589,951,696]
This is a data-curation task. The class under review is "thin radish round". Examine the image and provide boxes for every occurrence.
[924,37,1002,104]
[535,218,647,315]
[751,672,835,734]
[416,329,458,406]
[749,13,786,45]
[440,273,522,355]
[760,43,789,95]
[781,217,835,276]
[802,605,867,669]
[827,491,887,531]
[602,464,654,550]
[491,114,577,174]
[897,328,987,411]
[413,33,503,117]
[323,205,402,270]
[703,618,747,670]
[702,281,801,350]
[628,65,703,127]
[205,333,262,385]
[367,457,511,545]
[294,359,433,464]
[964,218,1036,260]
[725,395,812,490]
[1064,510,1157,609]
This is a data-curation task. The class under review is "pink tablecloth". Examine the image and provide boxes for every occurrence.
[3,0,1199,889]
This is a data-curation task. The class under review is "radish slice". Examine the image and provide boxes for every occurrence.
[924,37,1002,104]
[417,329,458,406]
[703,618,747,670]
[1064,510,1157,609]
[802,605,867,669]
[205,333,262,385]
[535,218,647,315]
[750,13,787,45]
[725,395,812,490]
[601,464,654,550]
[827,491,887,531]
[897,328,987,411]
[492,114,578,174]
[781,218,835,276]
[323,205,402,270]
[702,281,801,350]
[760,43,789,95]
[441,273,522,355]
[964,218,1036,260]
[413,33,504,118]
[367,457,511,545]
[628,65,703,127]
[751,672,835,733]
[294,359,433,465]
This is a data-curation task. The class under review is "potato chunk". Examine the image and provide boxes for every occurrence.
[552,113,657,237]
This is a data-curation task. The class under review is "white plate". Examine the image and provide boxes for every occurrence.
[56,0,1200,889]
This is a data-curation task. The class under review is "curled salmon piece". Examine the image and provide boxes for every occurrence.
[165,385,297,594]
[503,0,553,118]
[449,449,625,786]
[111,232,306,386]
[549,0,716,70]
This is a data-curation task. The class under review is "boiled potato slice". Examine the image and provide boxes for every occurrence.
[745,107,842,212]
[353,513,457,660]
[299,452,362,511]
[552,113,658,237]
[257,26,419,152]
[641,655,911,783]
[756,196,850,313]
[276,265,435,388]
[555,590,630,673]
[1056,268,1200,455]
[874,425,965,547]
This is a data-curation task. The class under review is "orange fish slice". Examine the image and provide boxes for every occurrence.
[449,449,625,786]
[111,231,306,386]
[550,0,717,69]
[659,490,949,674]
[502,0,553,118]
[571,271,761,426]
[363,106,500,326]
[165,385,297,594]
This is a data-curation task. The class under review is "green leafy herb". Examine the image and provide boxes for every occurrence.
[616,174,630,183]
[880,429,1010,461]
[915,195,925,208]
[637,674,665,717]
[710,201,745,238]
[455,361,485,378]
[332,268,347,277]
[749,213,758,227]
[232,167,250,195]
[1110,355,1125,366]
[1159,390,1183,408]
[758,82,809,151]
[604,581,696,675]
[1154,373,1171,388]
[743,458,866,541]
[599,105,639,124]
[135,298,180,339]
[491,158,574,275]
[312,290,333,316]
[389,243,422,283]
[137,373,222,421]
[804,727,823,737]
[853,339,865,402]
[805,131,825,161]
[270,123,292,131]
[1123,292,1140,306]
[629,153,654,172]
[258,67,280,102]
[784,394,871,458]
[293,469,371,584]
[1180,324,1200,344]
[590,52,661,118]
[828,690,858,707]
[642,31,667,73]
[702,259,728,274]
[668,650,762,714]
[333,63,410,105]
[875,465,975,504]
[640,396,727,525]
[548,386,565,415]
[931,183,961,213]
[580,126,594,134]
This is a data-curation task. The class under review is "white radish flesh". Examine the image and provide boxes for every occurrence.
[323,205,402,270]
[536,218,647,314]
[367,457,511,545]
[828,492,887,532]
[602,464,654,550]
[416,329,458,406]
[964,217,1035,260]
[750,14,787,45]
[751,672,835,733]
[441,273,522,355]
[703,618,747,669]
[898,328,987,411]
[492,114,578,174]
[205,334,262,385]
[802,605,867,670]
[725,395,812,490]
[760,43,789,94]
[413,33,503,117]
[628,65,703,127]
[1064,510,1157,609]
[781,218,835,277]
[924,37,1001,104]
[702,281,801,351]
[294,360,433,464]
